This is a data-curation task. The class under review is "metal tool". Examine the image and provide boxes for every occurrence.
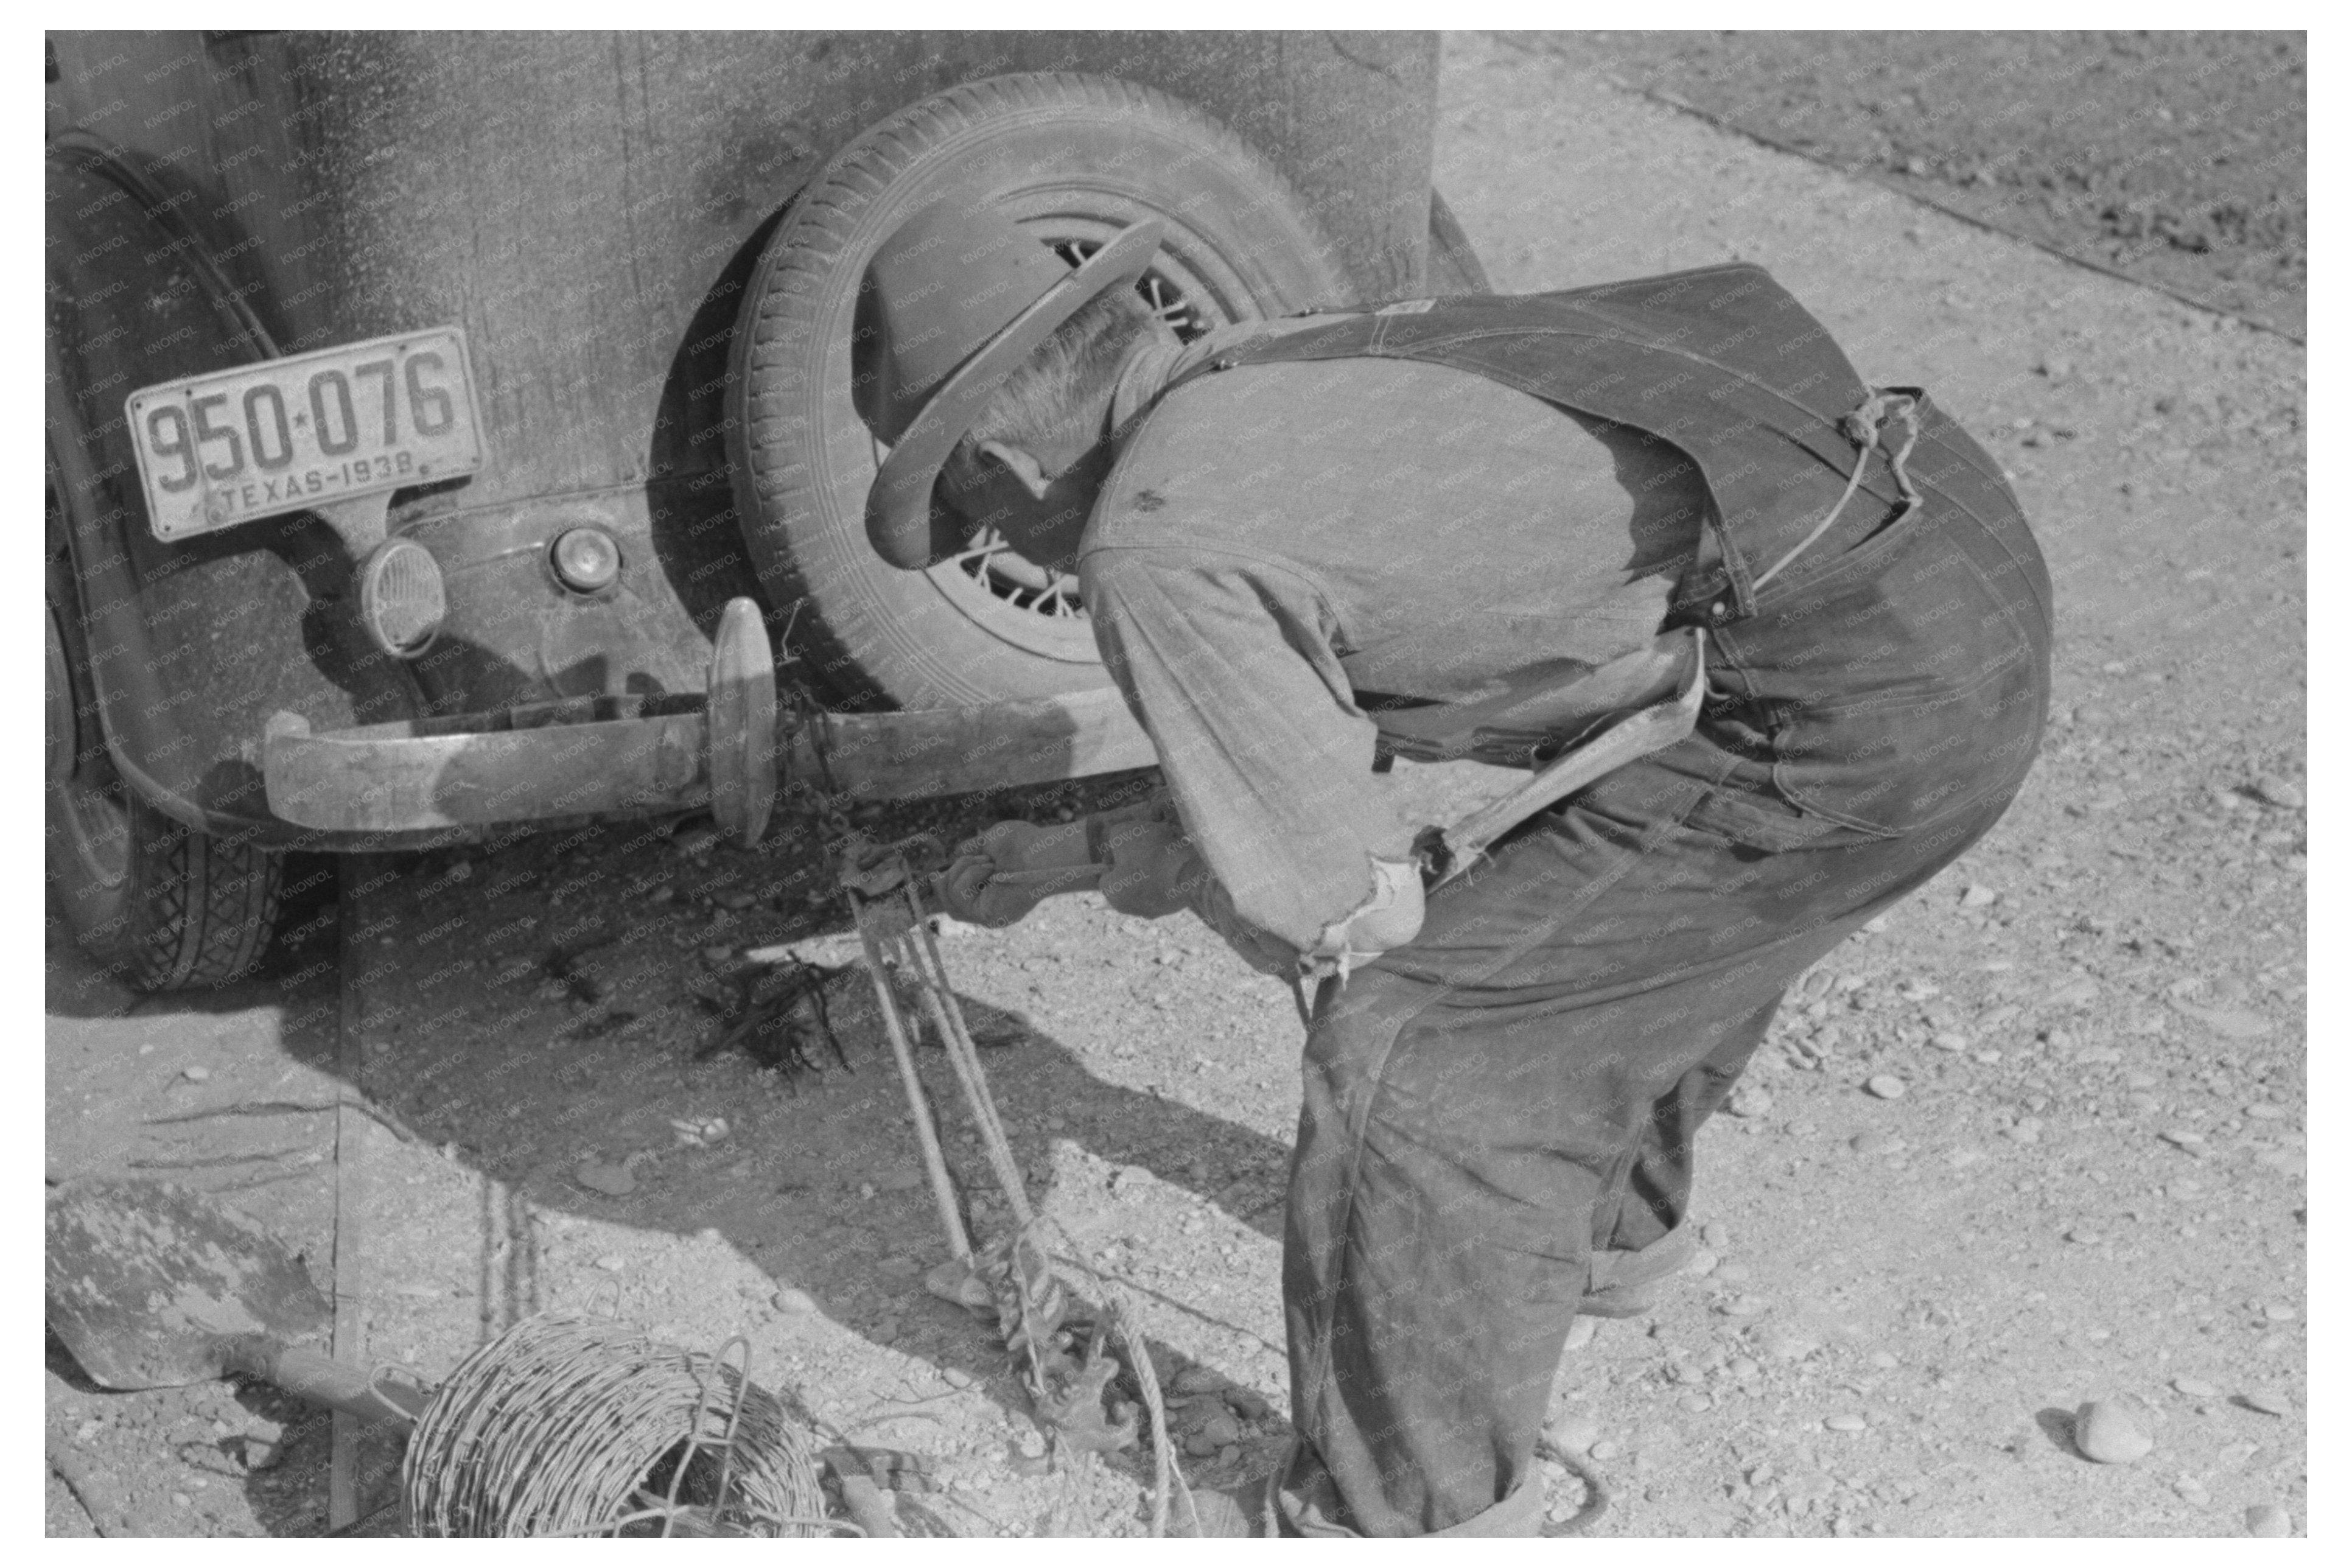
[45,1178,843,1538]
[833,827,1185,1518]
[46,1177,427,1426]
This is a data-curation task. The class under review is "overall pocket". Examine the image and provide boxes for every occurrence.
[1717,512,2051,839]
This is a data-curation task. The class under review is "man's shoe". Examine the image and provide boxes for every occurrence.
[1580,1227,1702,1318]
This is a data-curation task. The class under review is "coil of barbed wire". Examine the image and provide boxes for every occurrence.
[399,1311,832,1538]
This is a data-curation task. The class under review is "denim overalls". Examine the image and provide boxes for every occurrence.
[1166,264,2054,1536]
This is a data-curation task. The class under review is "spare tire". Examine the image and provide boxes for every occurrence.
[727,72,1353,712]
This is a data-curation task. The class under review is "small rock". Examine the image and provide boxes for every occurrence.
[2244,1503,2291,1538]
[1928,1031,1970,1053]
[712,889,756,911]
[2174,1003,2273,1041]
[1588,1439,1622,1461]
[1824,1414,1868,1432]
[1726,1085,1773,1119]
[1960,884,2000,909]
[2239,1389,2292,1416]
[2063,1228,2102,1245]
[594,1254,628,1272]
[575,1160,637,1197]
[1017,1429,1048,1460]
[1172,1365,1227,1396]
[1202,1412,1243,1447]
[702,1118,729,1143]
[701,944,734,965]
[1864,1075,1907,1101]
[2261,1302,2295,1322]
[2174,1477,2211,1507]
[1183,1429,1221,1457]
[1678,1393,1712,1413]
[182,1065,212,1083]
[873,1315,900,1343]
[771,1287,817,1314]
[1720,1293,1770,1318]
[1546,1412,1601,1453]
[672,824,719,856]
[2171,1376,2219,1398]
[1868,1351,1899,1370]
[2158,1129,2207,1150]
[2249,775,2304,810]
[1755,1325,1819,1362]
[1701,1221,1732,1250]
[172,1493,192,1508]
[1685,1247,1720,1276]
[1726,1356,1761,1380]
[2074,1401,2154,1464]
[1713,1261,1753,1284]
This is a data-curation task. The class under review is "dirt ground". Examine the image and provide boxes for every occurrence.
[45,32,2306,1539]
[1556,30,2306,340]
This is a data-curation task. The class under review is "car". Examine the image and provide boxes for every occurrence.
[44,29,1488,990]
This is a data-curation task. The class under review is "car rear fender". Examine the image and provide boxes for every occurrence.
[46,136,425,844]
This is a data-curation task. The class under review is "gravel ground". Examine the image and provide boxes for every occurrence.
[47,32,2306,1540]
[1547,31,2306,340]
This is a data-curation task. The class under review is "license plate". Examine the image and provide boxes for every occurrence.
[126,326,484,541]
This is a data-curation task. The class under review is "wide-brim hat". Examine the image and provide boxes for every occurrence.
[856,208,1165,570]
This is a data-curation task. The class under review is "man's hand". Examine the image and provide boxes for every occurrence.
[1096,816,1198,920]
[932,819,1099,928]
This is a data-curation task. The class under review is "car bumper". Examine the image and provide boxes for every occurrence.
[262,686,1157,841]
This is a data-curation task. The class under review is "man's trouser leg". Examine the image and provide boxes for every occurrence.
[1273,749,2021,1538]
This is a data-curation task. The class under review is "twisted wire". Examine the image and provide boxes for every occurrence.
[399,1311,824,1538]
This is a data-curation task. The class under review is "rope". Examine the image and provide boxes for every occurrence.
[1045,1216,1190,1539]
[1751,391,1923,592]
[1531,1435,1613,1536]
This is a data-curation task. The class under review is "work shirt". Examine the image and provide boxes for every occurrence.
[1080,319,1712,953]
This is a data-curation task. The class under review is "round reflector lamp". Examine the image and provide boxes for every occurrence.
[550,527,621,593]
[357,537,447,658]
